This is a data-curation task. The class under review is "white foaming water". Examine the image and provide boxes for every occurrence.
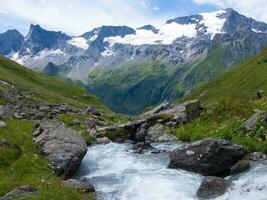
[76,142,267,200]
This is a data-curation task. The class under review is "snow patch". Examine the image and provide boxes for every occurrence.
[68,37,89,49]
[200,10,227,39]
[9,49,65,65]
[251,28,264,33]
[89,34,98,42]
[105,23,197,46]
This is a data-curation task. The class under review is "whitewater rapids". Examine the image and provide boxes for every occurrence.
[76,142,267,200]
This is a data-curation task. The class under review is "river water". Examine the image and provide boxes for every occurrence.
[76,142,267,200]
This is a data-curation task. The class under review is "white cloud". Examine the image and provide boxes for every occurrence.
[0,9,8,14]
[0,0,164,35]
[153,6,160,11]
[192,0,267,22]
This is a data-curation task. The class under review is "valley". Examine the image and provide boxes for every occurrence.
[0,5,267,200]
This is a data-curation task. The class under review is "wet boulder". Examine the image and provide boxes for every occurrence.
[197,176,231,199]
[168,138,247,176]
[33,121,87,179]
[95,137,111,144]
[132,142,152,151]
[230,160,250,175]
[63,179,95,193]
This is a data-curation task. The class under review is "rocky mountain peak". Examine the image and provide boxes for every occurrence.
[0,29,24,55]
[21,23,71,54]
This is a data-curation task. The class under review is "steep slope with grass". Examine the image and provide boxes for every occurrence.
[181,48,267,103]
[174,48,267,153]
[0,56,108,112]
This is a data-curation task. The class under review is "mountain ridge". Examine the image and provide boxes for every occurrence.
[1,8,267,114]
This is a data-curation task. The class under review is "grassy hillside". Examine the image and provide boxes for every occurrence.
[174,48,267,153]
[181,48,267,103]
[0,56,108,112]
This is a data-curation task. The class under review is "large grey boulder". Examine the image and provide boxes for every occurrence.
[142,100,201,125]
[197,176,231,199]
[168,138,247,176]
[0,185,37,200]
[146,123,177,142]
[33,121,87,179]
[162,100,201,124]
[243,110,266,131]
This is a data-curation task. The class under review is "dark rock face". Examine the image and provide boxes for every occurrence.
[137,25,159,34]
[197,176,231,199]
[168,138,247,176]
[0,185,37,200]
[82,25,135,51]
[33,121,87,179]
[63,179,95,193]
[132,142,152,151]
[21,23,71,54]
[230,160,250,175]
[43,62,60,76]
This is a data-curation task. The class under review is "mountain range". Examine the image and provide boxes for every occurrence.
[1,8,267,114]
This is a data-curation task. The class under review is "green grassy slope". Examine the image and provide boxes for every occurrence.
[181,48,267,103]
[0,56,108,112]
[174,48,267,153]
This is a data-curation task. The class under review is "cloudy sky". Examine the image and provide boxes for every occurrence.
[0,0,267,36]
